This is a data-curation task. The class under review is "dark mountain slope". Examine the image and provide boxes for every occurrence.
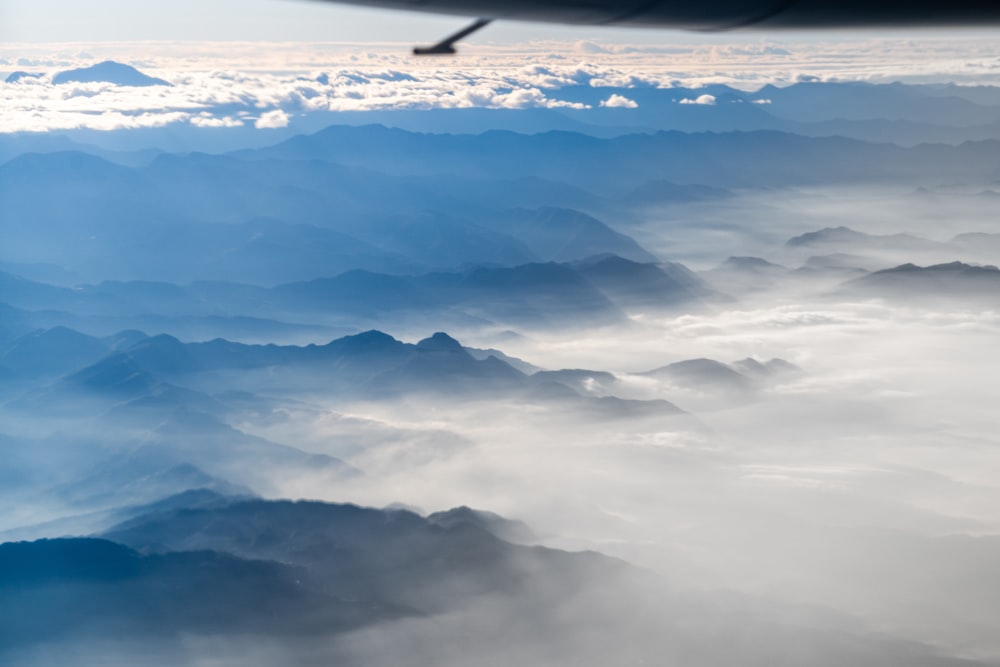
[0,537,404,648]
[102,498,614,612]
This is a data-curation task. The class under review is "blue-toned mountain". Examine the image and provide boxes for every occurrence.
[51,61,171,87]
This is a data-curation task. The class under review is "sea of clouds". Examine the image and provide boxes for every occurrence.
[3,35,1000,133]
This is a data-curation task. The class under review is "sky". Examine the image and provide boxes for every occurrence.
[4,0,1000,137]
[5,0,1000,44]
[4,32,1000,135]
[2,0,738,43]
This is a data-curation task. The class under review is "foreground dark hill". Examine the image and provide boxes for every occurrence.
[101,496,604,611]
[1,496,985,667]
[0,536,397,646]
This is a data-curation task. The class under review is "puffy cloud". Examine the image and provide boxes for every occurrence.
[2,36,1000,133]
[600,93,638,108]
[190,113,244,128]
[254,108,289,128]
[679,94,716,105]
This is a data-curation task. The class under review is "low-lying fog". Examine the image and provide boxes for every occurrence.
[212,187,1000,660]
[3,183,998,664]
[229,300,998,658]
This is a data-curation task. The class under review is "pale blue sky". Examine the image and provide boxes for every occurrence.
[0,0,895,44]
[2,0,652,42]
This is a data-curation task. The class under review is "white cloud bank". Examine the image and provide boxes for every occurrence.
[679,94,716,105]
[2,36,1000,133]
[600,93,638,108]
[254,108,289,128]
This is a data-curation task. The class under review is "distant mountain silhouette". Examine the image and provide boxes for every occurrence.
[242,124,1000,193]
[754,80,1000,128]
[644,358,756,394]
[48,461,249,513]
[5,130,997,291]
[51,61,171,87]
[0,327,109,379]
[66,353,169,398]
[30,329,526,401]
[0,149,661,284]
[485,207,659,264]
[465,346,541,374]
[731,357,802,381]
[786,226,943,255]
[531,368,618,395]
[838,261,1000,304]
[4,71,44,84]
[0,253,711,336]
[700,256,789,294]
[574,254,721,309]
[373,332,526,395]
[641,356,800,397]
[800,253,879,272]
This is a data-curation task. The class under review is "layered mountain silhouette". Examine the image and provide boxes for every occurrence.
[787,226,945,254]
[22,329,686,418]
[3,80,998,667]
[0,252,718,339]
[700,256,789,295]
[0,325,689,524]
[641,356,801,398]
[0,147,666,284]
[837,261,1000,304]
[1,497,984,667]
[4,124,997,313]
[5,81,1000,155]
[241,124,1000,193]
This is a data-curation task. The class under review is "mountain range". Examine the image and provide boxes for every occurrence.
[5,76,1000,154]
[3,74,999,667]
[2,493,986,667]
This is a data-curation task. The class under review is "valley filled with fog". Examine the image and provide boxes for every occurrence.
[2,67,1000,666]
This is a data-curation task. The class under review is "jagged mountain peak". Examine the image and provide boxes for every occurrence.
[416,331,465,352]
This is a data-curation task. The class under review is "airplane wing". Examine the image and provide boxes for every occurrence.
[315,0,1000,31]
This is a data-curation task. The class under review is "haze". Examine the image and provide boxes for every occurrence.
[2,31,1000,667]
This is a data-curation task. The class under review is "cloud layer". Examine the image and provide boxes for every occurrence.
[3,36,1000,132]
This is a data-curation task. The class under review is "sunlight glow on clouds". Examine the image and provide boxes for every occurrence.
[600,93,638,108]
[2,36,1000,133]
